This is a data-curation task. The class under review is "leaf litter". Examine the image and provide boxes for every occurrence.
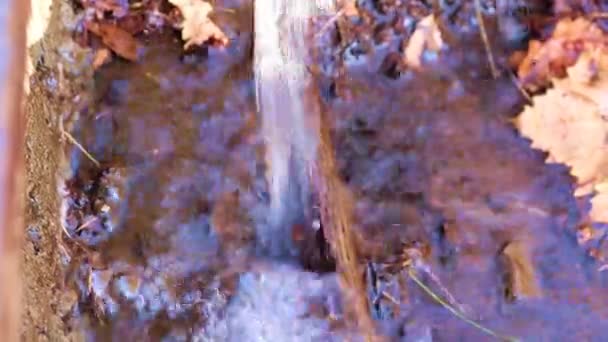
[168,0,229,49]
[79,0,228,62]
[516,16,608,264]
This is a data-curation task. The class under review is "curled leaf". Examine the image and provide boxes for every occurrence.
[168,0,229,49]
[403,15,444,69]
[86,21,140,61]
[517,40,608,225]
[517,17,607,91]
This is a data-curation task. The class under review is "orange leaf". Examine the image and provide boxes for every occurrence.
[86,21,139,61]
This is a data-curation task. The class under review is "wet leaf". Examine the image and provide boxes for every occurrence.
[92,48,112,70]
[403,15,444,69]
[501,241,542,301]
[86,21,140,61]
[168,0,229,49]
[517,17,607,91]
[517,36,608,224]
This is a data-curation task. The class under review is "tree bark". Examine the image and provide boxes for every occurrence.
[0,0,29,340]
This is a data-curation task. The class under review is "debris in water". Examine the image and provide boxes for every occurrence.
[60,129,101,167]
[86,21,140,61]
[403,15,444,69]
[80,0,129,19]
[474,0,499,78]
[517,17,607,91]
[168,0,229,49]
[92,48,112,69]
[500,240,542,301]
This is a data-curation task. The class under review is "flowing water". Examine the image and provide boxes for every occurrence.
[253,0,334,255]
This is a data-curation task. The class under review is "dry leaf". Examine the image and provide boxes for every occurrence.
[501,241,542,300]
[168,0,229,49]
[517,17,607,91]
[517,35,608,224]
[403,15,444,69]
[92,48,112,69]
[590,189,608,223]
[86,21,139,61]
[27,0,52,48]
[341,0,359,17]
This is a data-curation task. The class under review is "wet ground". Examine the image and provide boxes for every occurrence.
[57,0,608,340]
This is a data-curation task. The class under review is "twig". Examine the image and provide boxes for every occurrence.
[421,264,470,315]
[60,223,73,238]
[60,129,101,167]
[474,0,499,78]
[380,291,400,306]
[408,268,518,342]
[590,12,608,19]
[315,9,345,38]
[76,216,98,232]
[509,72,532,103]
[214,7,237,14]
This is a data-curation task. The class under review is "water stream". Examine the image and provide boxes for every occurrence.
[254,0,335,255]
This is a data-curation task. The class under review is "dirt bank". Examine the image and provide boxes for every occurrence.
[23,0,92,340]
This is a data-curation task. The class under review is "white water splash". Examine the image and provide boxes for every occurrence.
[199,262,345,342]
[254,0,335,254]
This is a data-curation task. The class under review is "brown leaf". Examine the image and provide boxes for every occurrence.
[92,48,112,69]
[517,45,608,224]
[168,0,229,49]
[517,17,607,91]
[86,21,139,61]
[501,241,542,300]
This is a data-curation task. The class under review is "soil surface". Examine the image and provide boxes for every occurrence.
[30,0,608,341]
[23,0,92,340]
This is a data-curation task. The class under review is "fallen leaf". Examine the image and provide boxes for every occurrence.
[517,17,607,91]
[86,21,139,61]
[517,28,608,225]
[168,0,229,49]
[403,15,444,69]
[501,241,542,300]
[27,0,52,48]
[518,51,608,187]
[341,0,359,17]
[92,48,112,69]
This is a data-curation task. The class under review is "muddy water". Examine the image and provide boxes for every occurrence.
[60,1,608,341]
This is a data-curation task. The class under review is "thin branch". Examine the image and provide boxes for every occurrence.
[474,0,499,78]
[408,268,518,342]
[590,12,608,19]
[61,129,101,167]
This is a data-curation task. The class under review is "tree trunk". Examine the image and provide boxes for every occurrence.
[0,0,29,340]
